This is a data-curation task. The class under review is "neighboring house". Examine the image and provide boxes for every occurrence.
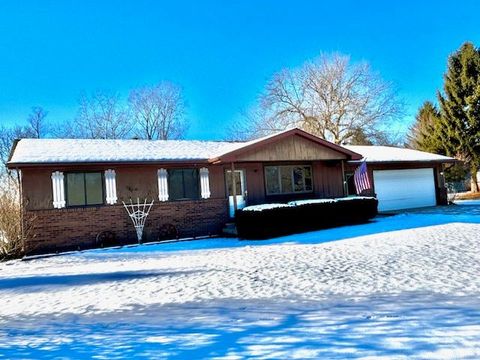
[7,128,455,254]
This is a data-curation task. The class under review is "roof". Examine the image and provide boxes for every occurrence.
[344,145,456,163]
[7,128,362,167]
[7,138,245,166]
[7,129,455,167]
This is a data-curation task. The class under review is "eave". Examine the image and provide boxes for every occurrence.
[6,158,211,170]
[346,158,459,165]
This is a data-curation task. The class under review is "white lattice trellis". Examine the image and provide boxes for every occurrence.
[123,198,154,243]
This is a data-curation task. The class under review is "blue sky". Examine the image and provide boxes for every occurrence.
[0,0,479,140]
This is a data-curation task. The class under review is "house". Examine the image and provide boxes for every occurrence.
[7,128,455,254]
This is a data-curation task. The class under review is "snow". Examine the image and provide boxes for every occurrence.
[242,203,293,211]
[1,205,480,358]
[288,196,375,206]
[288,198,336,205]
[241,196,376,211]
[345,145,455,163]
[8,138,245,164]
[8,128,295,165]
[453,199,480,206]
[9,129,454,165]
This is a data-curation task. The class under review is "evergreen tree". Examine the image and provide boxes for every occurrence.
[407,101,443,152]
[438,42,480,192]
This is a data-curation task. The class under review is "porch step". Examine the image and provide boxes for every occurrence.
[222,222,238,237]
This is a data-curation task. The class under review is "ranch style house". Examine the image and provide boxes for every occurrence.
[7,128,455,255]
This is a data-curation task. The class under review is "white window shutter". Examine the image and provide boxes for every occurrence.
[200,167,211,199]
[105,169,118,205]
[51,171,66,209]
[158,168,169,202]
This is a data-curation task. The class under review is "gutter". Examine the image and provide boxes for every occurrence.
[7,158,212,169]
[346,159,459,165]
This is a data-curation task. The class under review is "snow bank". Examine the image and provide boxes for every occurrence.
[242,203,293,212]
[288,196,375,206]
[242,197,377,211]
[454,200,480,206]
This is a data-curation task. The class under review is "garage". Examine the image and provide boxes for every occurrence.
[373,168,437,212]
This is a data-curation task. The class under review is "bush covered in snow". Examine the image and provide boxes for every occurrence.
[236,197,378,239]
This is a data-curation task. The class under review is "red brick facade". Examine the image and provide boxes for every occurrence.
[24,199,229,255]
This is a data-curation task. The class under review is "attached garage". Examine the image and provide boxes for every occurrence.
[373,168,436,211]
[345,145,457,212]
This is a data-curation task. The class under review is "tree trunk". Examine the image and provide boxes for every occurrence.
[471,166,479,193]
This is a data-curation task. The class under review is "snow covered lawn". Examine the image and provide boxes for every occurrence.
[1,203,480,359]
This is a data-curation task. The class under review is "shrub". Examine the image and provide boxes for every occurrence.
[0,175,29,260]
[236,197,378,240]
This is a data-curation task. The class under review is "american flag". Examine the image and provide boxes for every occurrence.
[354,161,371,194]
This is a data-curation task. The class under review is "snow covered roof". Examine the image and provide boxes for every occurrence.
[7,129,455,167]
[8,138,245,165]
[7,128,362,166]
[345,145,456,163]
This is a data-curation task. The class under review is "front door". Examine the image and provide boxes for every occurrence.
[226,169,246,217]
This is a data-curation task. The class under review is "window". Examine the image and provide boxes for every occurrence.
[168,169,199,200]
[66,172,104,206]
[265,165,313,195]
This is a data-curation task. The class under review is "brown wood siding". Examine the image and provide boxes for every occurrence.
[22,164,227,211]
[234,135,348,162]
[313,161,344,198]
[208,165,226,198]
[22,168,54,210]
[116,167,157,201]
[243,163,265,205]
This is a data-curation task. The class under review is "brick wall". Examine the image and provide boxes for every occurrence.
[24,199,229,255]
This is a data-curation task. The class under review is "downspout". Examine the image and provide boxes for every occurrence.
[16,168,25,255]
[231,162,237,217]
[341,160,347,197]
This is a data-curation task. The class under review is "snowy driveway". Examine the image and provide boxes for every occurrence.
[1,203,480,359]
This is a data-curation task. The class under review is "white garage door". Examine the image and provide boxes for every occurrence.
[373,168,436,212]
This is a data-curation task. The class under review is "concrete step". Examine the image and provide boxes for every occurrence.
[222,222,238,237]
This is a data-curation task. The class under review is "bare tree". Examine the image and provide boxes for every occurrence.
[232,53,402,144]
[0,125,35,169]
[73,91,132,139]
[128,82,187,140]
[27,106,48,139]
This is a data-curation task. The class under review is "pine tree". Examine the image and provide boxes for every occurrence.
[407,101,443,152]
[438,42,480,192]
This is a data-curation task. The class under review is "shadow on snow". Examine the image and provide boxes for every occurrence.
[1,293,480,359]
[0,270,202,292]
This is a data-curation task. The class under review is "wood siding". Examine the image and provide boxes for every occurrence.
[233,135,348,162]
[22,164,227,211]
[313,161,345,198]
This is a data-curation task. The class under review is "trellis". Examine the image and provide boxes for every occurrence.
[122,198,154,243]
